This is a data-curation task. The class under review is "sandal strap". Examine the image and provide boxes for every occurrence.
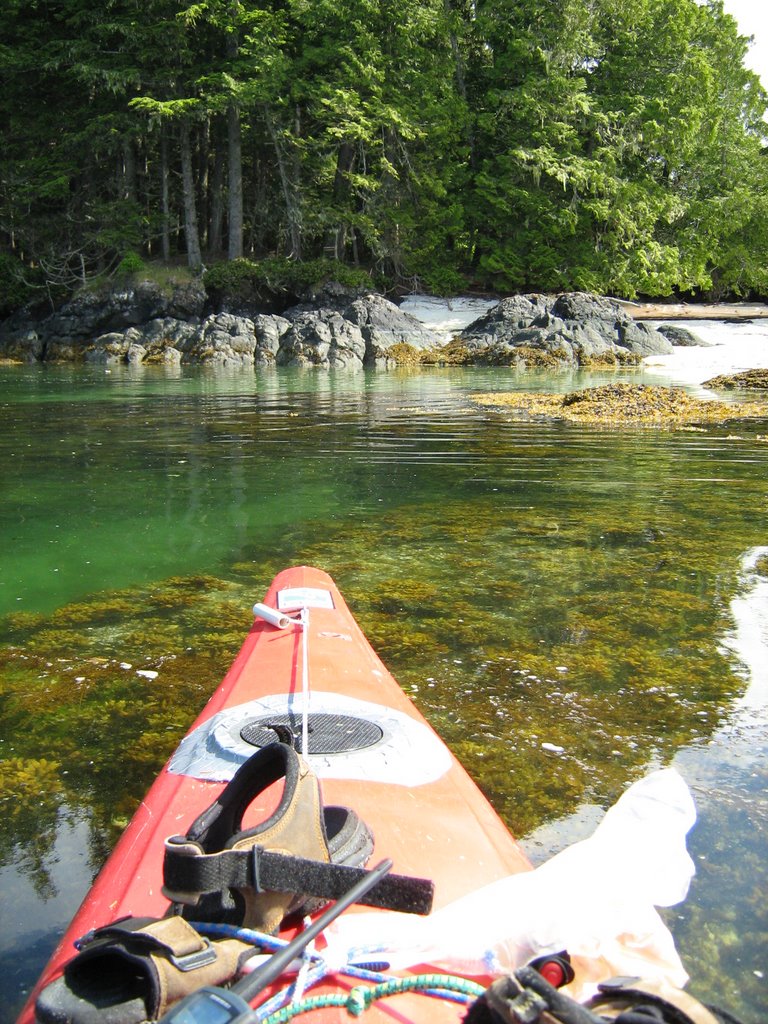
[164,844,434,916]
[182,742,327,855]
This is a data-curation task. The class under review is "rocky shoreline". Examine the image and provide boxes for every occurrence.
[0,279,696,369]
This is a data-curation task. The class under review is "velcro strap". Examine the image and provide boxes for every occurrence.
[77,916,215,967]
[164,842,434,916]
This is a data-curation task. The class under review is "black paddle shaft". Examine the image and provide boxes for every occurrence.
[156,859,393,1024]
[233,857,393,1002]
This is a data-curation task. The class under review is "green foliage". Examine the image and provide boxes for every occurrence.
[115,251,146,276]
[411,264,469,298]
[203,257,375,309]
[1,0,767,299]
[0,252,41,317]
[463,0,768,298]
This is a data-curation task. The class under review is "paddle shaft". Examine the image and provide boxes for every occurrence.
[156,858,393,1024]
[234,857,393,1000]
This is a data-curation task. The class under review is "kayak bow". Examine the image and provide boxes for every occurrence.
[19,566,532,1024]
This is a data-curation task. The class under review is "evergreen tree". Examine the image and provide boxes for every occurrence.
[1,0,767,302]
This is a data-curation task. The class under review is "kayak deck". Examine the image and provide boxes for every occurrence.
[19,566,531,1024]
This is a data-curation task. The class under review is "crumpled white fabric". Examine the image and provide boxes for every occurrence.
[322,768,696,998]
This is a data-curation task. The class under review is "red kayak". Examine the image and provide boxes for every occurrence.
[19,566,532,1024]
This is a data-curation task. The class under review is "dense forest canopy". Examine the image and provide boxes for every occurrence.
[1,0,767,309]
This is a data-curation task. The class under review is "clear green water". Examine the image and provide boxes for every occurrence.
[1,363,766,1021]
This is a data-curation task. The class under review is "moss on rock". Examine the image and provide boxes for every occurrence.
[473,382,768,425]
[703,369,768,390]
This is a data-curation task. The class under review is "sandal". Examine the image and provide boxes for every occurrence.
[163,741,433,933]
[35,916,252,1024]
[163,741,374,933]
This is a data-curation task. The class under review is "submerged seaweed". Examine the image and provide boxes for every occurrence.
[473,383,768,425]
[1,379,767,1022]
[0,492,754,859]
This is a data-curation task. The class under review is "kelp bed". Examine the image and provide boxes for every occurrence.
[1,496,767,1017]
[473,382,768,425]
[0,497,757,849]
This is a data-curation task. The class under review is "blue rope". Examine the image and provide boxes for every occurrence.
[191,922,283,951]
[191,921,484,1018]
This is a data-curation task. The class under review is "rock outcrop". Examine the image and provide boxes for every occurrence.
[459,292,672,366]
[0,279,207,363]
[1,283,672,370]
[276,309,367,368]
[656,324,709,347]
[1,287,448,368]
[342,293,445,363]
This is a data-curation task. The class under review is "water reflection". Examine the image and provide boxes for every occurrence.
[522,547,768,1018]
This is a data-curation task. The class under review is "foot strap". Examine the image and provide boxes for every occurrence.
[164,842,434,916]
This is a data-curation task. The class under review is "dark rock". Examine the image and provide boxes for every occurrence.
[299,279,370,309]
[85,319,197,364]
[46,336,86,362]
[79,312,291,367]
[140,317,199,353]
[189,313,258,365]
[460,294,551,348]
[656,324,709,347]
[0,285,675,369]
[0,325,45,362]
[342,293,445,361]
[551,292,621,324]
[553,293,672,356]
[252,314,291,364]
[276,309,367,368]
[83,315,255,366]
[0,278,206,362]
[85,328,143,364]
[460,291,671,365]
[616,319,672,356]
[47,279,205,341]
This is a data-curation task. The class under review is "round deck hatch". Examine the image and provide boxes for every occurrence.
[240,713,384,754]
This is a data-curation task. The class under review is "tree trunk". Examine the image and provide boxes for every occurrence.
[225,10,244,260]
[179,122,202,270]
[263,104,302,259]
[209,131,225,256]
[443,0,475,170]
[198,118,210,251]
[325,141,355,260]
[122,138,137,202]
[443,0,466,98]
[160,128,171,262]
[227,102,243,259]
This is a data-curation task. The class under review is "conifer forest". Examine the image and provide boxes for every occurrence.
[2,0,768,309]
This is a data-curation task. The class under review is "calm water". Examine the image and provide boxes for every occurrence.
[1,361,767,1022]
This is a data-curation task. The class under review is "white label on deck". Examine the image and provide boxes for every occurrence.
[277,587,335,610]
